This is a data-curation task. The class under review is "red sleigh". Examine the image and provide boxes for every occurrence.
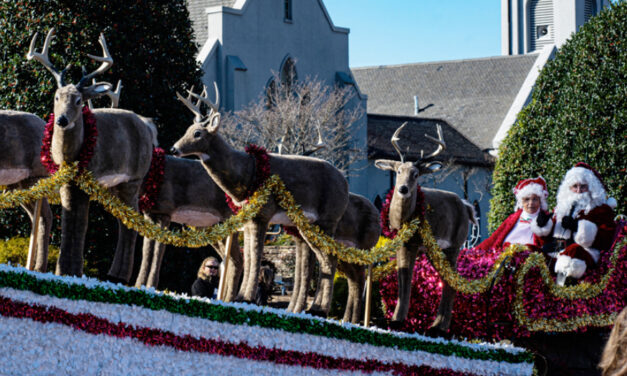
[380,220,627,341]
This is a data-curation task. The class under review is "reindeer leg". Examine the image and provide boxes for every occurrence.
[107,181,142,283]
[391,243,418,324]
[341,262,365,324]
[213,232,243,302]
[241,220,267,302]
[57,184,89,277]
[430,247,459,332]
[237,224,252,300]
[135,214,159,288]
[302,221,338,316]
[145,215,171,288]
[20,198,52,273]
[292,238,313,313]
[286,237,303,312]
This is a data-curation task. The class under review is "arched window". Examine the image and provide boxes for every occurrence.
[266,57,298,107]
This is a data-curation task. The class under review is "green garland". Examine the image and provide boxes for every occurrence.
[0,267,534,364]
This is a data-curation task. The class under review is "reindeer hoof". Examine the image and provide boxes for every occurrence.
[424,326,451,339]
[105,275,128,285]
[387,320,404,331]
[305,309,327,318]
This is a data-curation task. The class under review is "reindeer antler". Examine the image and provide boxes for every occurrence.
[176,85,205,122]
[188,82,220,114]
[77,33,113,88]
[391,122,408,163]
[420,123,446,161]
[27,28,68,87]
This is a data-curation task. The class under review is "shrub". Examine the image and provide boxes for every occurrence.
[489,2,626,230]
[0,236,59,272]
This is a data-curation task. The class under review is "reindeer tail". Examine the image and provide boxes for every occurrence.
[462,200,478,225]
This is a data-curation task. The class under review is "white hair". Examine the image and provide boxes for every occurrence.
[555,166,607,218]
[514,183,548,211]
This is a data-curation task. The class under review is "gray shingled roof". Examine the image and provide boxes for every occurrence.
[352,54,539,150]
[187,0,236,45]
[368,114,494,167]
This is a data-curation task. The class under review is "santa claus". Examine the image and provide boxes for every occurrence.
[478,177,550,251]
[532,162,617,285]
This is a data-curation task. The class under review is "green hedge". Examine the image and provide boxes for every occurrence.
[489,2,627,231]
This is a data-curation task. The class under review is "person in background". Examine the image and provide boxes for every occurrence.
[477,177,550,251]
[191,256,220,299]
[532,162,617,285]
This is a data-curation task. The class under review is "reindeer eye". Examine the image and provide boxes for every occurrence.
[55,96,59,102]
[193,130,203,138]
[75,98,81,105]
[413,171,419,179]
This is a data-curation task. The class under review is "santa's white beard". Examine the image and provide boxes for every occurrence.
[555,191,591,219]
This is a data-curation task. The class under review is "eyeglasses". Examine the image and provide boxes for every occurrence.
[204,265,219,269]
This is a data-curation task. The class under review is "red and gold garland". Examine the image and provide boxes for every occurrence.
[226,144,271,214]
[380,185,425,239]
[40,106,98,174]
[138,147,166,213]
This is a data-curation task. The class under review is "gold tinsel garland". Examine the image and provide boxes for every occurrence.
[0,163,78,209]
[3,165,625,328]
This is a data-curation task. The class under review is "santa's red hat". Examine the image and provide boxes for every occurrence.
[563,162,617,209]
[513,176,549,211]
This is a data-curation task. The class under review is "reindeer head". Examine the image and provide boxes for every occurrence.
[171,84,220,161]
[28,29,112,131]
[375,122,445,228]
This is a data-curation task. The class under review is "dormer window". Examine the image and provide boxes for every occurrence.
[284,0,292,22]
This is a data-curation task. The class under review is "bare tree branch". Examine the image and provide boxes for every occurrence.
[220,72,365,176]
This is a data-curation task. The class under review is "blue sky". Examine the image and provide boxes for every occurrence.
[323,0,502,68]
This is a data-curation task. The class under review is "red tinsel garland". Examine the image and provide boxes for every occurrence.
[139,147,166,213]
[0,296,471,376]
[40,106,98,174]
[380,185,425,239]
[226,144,271,214]
[380,221,627,340]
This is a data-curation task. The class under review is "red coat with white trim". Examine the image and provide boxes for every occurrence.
[477,209,546,251]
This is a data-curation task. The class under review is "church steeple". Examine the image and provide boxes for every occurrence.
[501,0,610,55]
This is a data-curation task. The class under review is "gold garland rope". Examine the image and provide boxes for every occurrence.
[2,165,626,333]
[0,163,77,209]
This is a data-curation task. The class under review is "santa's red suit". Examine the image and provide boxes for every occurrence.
[532,163,617,280]
[477,209,547,251]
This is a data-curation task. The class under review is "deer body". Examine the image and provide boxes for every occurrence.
[28,29,157,279]
[375,122,476,332]
[135,156,242,302]
[0,110,53,272]
[288,193,380,323]
[173,122,349,314]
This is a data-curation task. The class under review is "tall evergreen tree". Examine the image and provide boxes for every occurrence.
[489,2,626,231]
[0,0,203,282]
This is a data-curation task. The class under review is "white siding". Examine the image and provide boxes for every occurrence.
[584,0,597,23]
[528,0,554,52]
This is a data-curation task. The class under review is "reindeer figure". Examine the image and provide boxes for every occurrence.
[171,85,349,315]
[27,29,157,279]
[0,111,53,272]
[134,91,242,299]
[288,193,380,323]
[375,122,476,333]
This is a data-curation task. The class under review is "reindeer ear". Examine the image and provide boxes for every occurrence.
[81,82,112,101]
[206,112,221,133]
[375,159,399,171]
